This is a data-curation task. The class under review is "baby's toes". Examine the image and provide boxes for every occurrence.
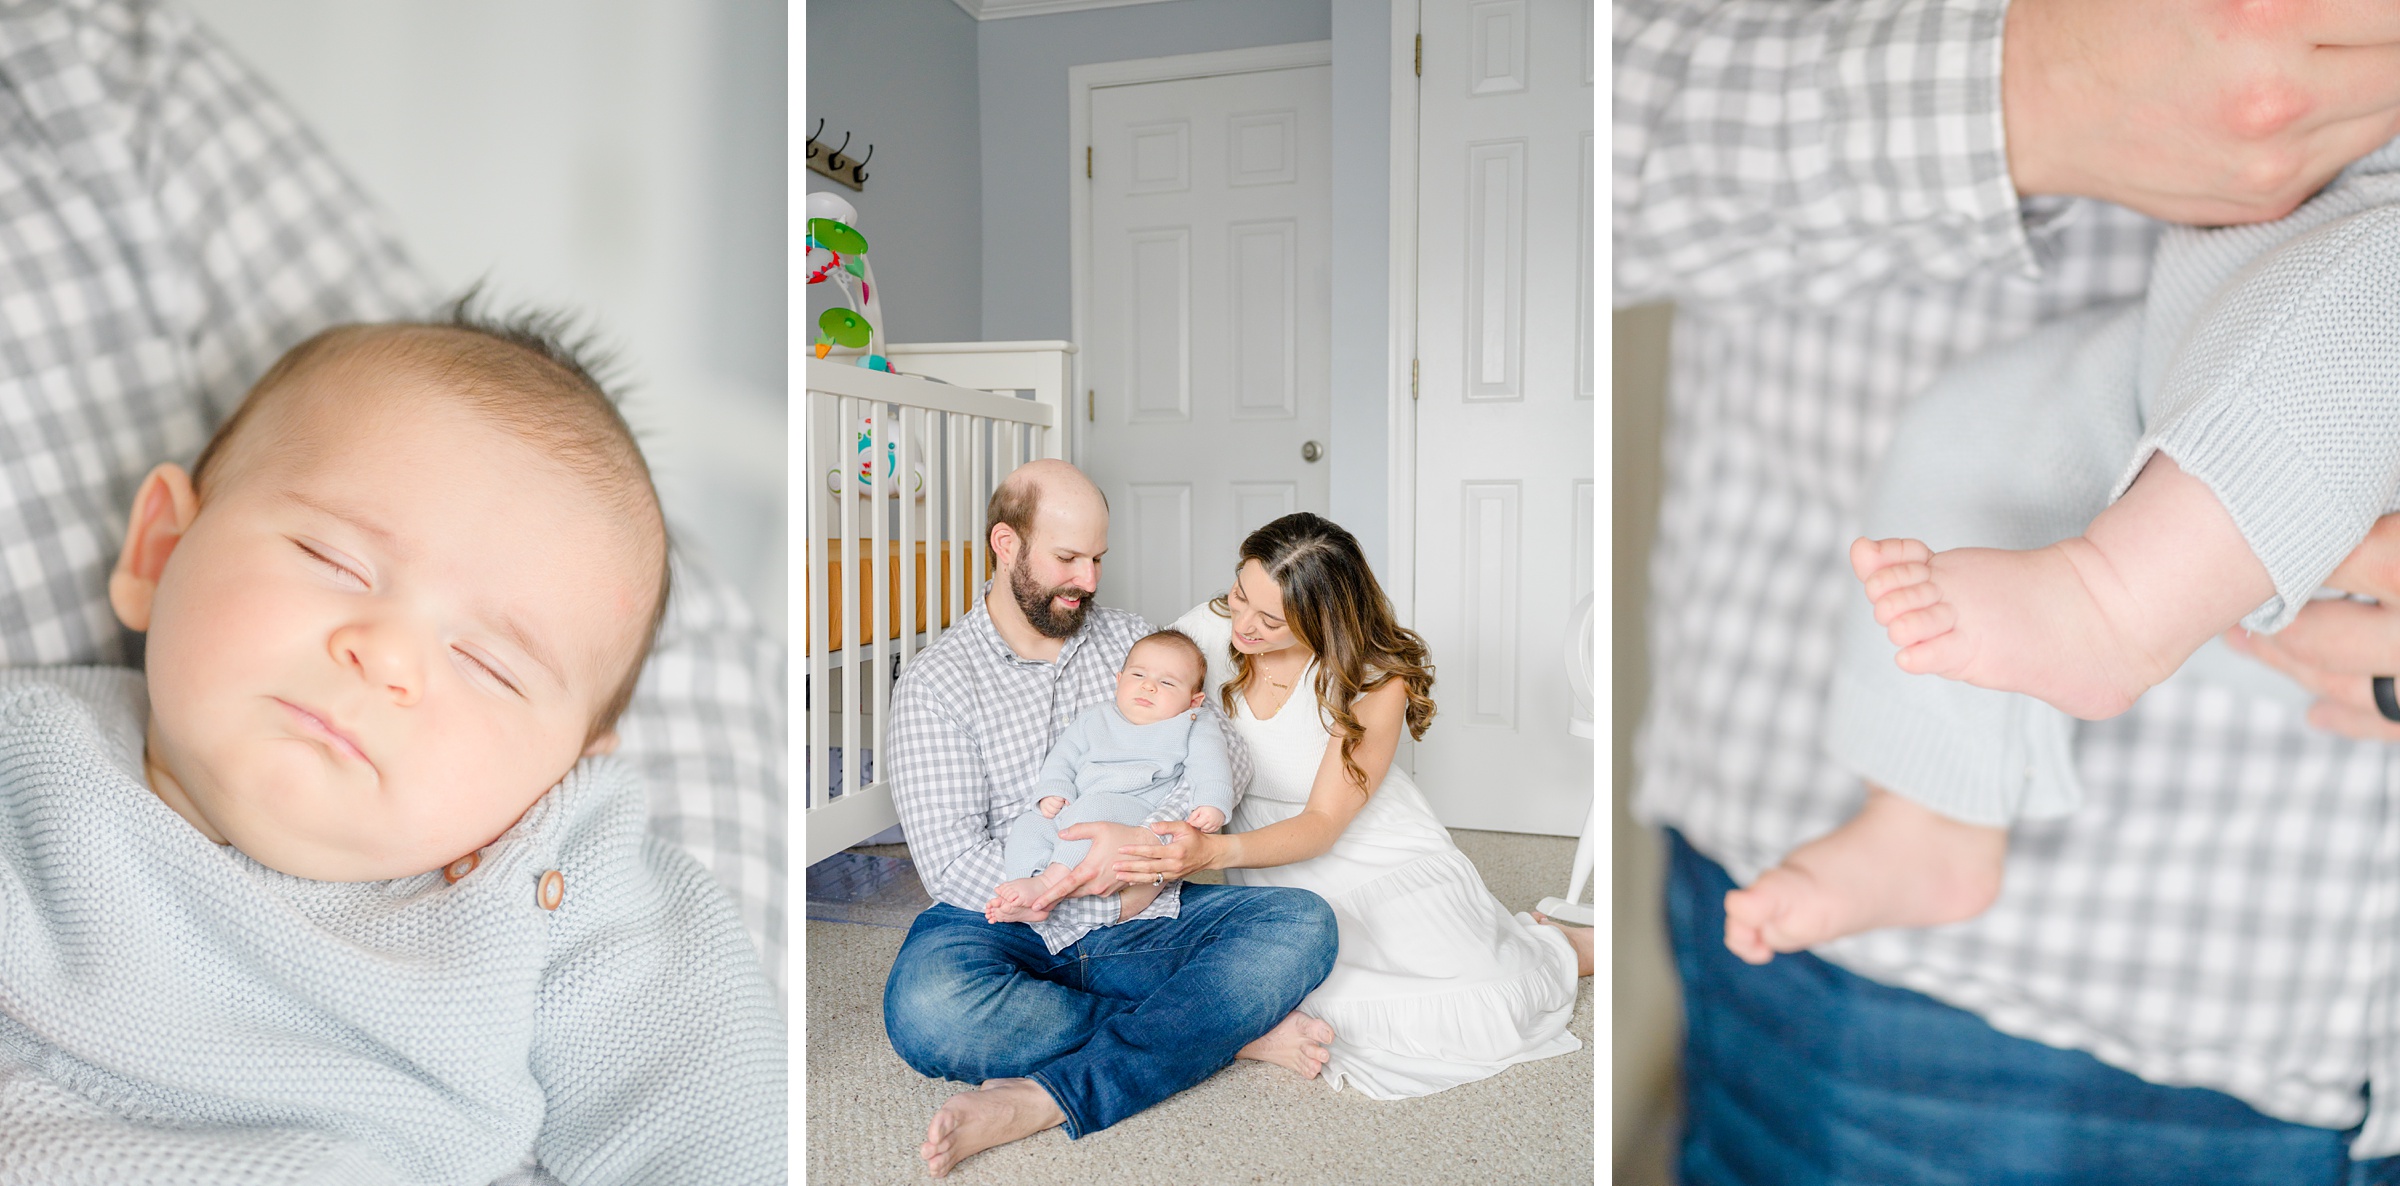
[1871,577,1945,627]
[1861,560,1933,601]
[1896,627,1975,677]
[1851,537,1932,580]
[1885,601,1958,649]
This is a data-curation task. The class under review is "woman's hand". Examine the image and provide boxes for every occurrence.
[1112,819,1223,883]
[2224,513,2400,740]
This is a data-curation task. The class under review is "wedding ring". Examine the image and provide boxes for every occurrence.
[2376,675,2400,723]
[1153,872,1164,886]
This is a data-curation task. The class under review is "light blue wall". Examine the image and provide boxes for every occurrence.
[1328,0,1392,572]
[974,0,1332,343]
[807,0,984,343]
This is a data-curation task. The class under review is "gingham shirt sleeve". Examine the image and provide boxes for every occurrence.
[1613,0,2037,307]
[886,660,1011,912]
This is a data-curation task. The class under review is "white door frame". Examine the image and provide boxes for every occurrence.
[1067,40,1334,472]
[1385,0,1421,627]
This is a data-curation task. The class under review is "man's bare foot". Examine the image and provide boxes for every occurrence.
[1531,912,1595,976]
[920,1078,1065,1178]
[1852,536,2174,720]
[1236,1010,1334,1080]
[1721,785,2005,964]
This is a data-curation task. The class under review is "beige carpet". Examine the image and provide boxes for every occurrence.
[803,830,1597,1185]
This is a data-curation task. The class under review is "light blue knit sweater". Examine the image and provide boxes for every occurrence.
[1826,142,2400,826]
[1000,702,1234,879]
[0,669,784,1185]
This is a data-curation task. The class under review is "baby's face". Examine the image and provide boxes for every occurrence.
[1115,640,1204,725]
[121,376,656,881]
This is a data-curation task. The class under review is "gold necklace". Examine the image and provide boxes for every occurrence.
[1260,653,1305,689]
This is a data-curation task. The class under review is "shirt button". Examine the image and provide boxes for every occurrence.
[538,870,565,911]
[443,853,480,884]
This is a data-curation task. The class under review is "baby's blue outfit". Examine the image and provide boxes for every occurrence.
[0,669,784,1185]
[1001,702,1234,879]
[1826,140,2400,825]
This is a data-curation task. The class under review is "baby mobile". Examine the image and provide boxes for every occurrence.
[808,191,921,500]
[806,190,887,372]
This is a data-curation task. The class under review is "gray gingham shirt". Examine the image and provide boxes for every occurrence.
[1619,0,2400,1152]
[887,589,1249,953]
[0,0,784,992]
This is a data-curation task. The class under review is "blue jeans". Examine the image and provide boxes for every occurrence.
[1666,829,2400,1185]
[883,882,1337,1137]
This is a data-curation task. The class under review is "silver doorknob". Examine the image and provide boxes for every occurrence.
[1301,440,1323,462]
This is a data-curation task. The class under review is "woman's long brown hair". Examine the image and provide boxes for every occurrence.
[1207,513,1435,796]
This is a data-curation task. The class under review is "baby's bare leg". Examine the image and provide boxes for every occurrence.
[1722,785,2006,963]
[1854,454,2274,720]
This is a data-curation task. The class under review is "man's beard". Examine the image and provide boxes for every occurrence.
[1010,553,1091,638]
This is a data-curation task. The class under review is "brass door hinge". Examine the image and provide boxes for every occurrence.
[1087,389,1095,421]
[1411,358,1420,399]
[1086,146,1093,179]
[1415,34,1422,77]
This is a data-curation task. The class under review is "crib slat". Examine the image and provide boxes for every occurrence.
[898,405,918,671]
[870,403,893,782]
[807,393,830,817]
[839,397,862,806]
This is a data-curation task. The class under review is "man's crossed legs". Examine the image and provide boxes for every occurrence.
[883,883,1338,1177]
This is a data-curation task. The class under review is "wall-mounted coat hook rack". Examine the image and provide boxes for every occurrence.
[806,118,871,191]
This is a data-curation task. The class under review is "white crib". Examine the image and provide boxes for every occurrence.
[802,342,1072,867]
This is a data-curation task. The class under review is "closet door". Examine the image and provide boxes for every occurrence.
[1082,57,1333,628]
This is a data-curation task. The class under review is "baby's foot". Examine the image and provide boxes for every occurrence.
[987,876,1046,920]
[1237,1010,1334,1080]
[1852,536,2173,720]
[1721,785,2005,964]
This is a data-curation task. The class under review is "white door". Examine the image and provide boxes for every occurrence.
[1410,0,1594,835]
[1083,61,1333,628]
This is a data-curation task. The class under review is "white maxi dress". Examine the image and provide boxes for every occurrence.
[1172,605,1582,1098]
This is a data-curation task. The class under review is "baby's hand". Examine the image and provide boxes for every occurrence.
[1187,806,1226,833]
[1039,796,1069,818]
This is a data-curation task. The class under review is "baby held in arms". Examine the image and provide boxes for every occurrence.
[1723,139,2400,964]
[0,305,781,1182]
[988,629,1233,919]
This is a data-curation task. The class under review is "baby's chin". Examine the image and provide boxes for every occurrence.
[1116,700,1193,726]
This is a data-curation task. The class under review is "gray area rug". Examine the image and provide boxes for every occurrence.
[804,831,1597,1184]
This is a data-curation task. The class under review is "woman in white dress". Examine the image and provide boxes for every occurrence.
[1117,512,1593,1099]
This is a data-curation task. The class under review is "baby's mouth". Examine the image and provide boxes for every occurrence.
[276,699,371,767]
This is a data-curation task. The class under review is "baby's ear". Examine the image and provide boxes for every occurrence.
[109,464,200,633]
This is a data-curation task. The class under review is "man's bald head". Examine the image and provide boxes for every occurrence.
[984,459,1108,561]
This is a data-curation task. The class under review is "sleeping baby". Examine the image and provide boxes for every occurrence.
[0,306,782,1183]
[986,629,1232,919]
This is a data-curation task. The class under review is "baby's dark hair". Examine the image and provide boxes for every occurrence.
[190,291,671,742]
[1129,629,1207,684]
